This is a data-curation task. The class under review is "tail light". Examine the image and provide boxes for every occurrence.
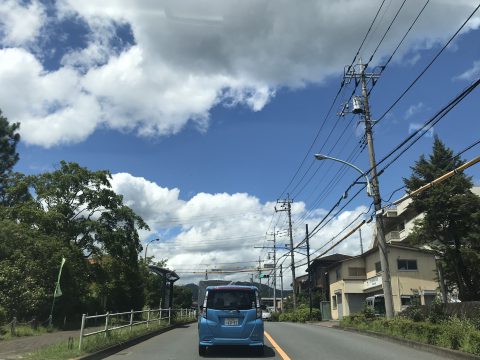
[201,291,208,319]
[255,290,262,319]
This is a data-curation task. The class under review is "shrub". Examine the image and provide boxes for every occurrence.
[437,316,476,351]
[462,330,480,355]
[270,311,280,322]
[278,305,321,323]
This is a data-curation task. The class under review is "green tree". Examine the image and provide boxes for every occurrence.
[0,219,88,322]
[404,136,480,301]
[30,161,148,261]
[0,161,151,320]
[142,259,168,309]
[173,286,193,308]
[0,111,20,203]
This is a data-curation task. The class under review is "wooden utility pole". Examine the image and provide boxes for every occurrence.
[276,196,296,310]
[306,224,312,316]
[344,59,394,319]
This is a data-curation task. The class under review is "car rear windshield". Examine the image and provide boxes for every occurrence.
[207,289,256,310]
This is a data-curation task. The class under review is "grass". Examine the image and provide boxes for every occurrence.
[24,317,196,360]
[340,315,480,356]
[0,324,54,341]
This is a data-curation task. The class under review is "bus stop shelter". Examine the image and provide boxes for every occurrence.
[148,266,180,308]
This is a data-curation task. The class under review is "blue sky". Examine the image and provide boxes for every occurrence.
[1,0,480,285]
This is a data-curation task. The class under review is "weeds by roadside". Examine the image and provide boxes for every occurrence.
[341,311,480,356]
[278,305,321,323]
[0,324,54,341]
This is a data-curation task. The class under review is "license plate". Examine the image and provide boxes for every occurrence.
[224,318,239,326]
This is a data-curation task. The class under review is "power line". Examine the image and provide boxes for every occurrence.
[374,2,480,127]
[368,0,430,96]
[276,0,389,202]
[375,78,480,177]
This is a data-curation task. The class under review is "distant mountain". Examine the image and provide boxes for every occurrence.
[184,281,291,301]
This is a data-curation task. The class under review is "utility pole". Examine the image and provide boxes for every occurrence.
[264,230,278,311]
[280,264,284,312]
[344,59,394,319]
[258,257,262,291]
[306,224,312,316]
[255,231,280,310]
[359,228,364,255]
[276,196,296,310]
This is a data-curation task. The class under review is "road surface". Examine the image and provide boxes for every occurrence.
[104,322,451,359]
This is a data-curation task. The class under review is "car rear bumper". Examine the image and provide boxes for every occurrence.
[199,337,264,347]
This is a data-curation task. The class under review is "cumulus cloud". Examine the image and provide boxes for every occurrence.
[1,0,479,146]
[408,122,434,137]
[110,172,372,286]
[404,102,425,119]
[455,60,480,81]
[0,0,46,46]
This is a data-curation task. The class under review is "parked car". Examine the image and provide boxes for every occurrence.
[261,308,272,321]
[198,285,264,356]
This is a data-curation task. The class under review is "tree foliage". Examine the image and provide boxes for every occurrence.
[404,136,480,301]
[0,111,20,203]
[0,156,159,322]
[0,111,182,325]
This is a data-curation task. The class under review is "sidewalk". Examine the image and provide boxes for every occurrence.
[0,328,81,359]
[307,320,340,328]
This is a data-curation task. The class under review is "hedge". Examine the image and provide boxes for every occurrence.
[341,314,480,355]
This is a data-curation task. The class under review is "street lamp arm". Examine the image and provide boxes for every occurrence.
[314,154,372,197]
[144,238,160,263]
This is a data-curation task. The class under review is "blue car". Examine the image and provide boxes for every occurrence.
[198,285,264,356]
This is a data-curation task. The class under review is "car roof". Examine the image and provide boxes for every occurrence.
[206,285,258,291]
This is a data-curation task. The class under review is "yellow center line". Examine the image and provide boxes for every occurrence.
[264,331,292,360]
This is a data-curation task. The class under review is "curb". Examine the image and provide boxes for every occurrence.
[74,320,196,360]
[336,325,480,360]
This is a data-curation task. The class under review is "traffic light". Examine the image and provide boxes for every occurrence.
[259,274,270,279]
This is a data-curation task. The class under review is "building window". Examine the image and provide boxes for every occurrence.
[375,262,382,274]
[348,267,366,277]
[397,222,405,231]
[332,295,337,309]
[401,296,412,306]
[336,268,341,281]
[397,259,418,271]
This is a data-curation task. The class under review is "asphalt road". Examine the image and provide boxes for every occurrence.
[104,322,451,360]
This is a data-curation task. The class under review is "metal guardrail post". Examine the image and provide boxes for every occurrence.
[79,314,86,350]
[129,309,134,331]
[104,312,110,338]
[168,308,171,325]
[147,309,150,328]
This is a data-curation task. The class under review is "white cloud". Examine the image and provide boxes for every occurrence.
[408,122,434,138]
[404,102,425,120]
[0,0,46,46]
[1,0,479,147]
[455,60,480,81]
[110,172,372,287]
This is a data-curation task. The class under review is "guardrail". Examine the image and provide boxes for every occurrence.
[78,308,196,350]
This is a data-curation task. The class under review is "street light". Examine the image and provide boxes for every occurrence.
[314,153,394,319]
[144,238,160,263]
[314,154,372,197]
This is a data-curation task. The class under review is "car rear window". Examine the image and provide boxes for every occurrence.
[206,289,256,310]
